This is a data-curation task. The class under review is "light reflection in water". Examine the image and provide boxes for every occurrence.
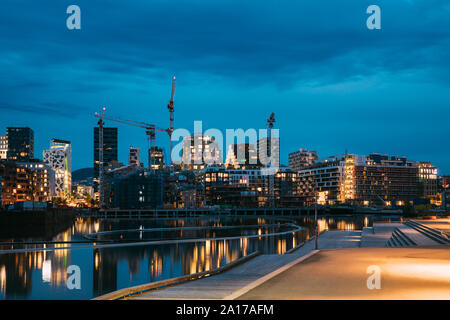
[0,215,382,300]
[0,266,6,295]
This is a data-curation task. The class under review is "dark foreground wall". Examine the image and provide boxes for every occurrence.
[0,209,76,240]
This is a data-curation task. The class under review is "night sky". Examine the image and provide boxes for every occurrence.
[0,0,449,173]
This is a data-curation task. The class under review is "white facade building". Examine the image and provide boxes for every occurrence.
[0,134,7,160]
[43,139,72,198]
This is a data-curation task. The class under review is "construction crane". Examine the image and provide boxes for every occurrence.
[95,107,106,208]
[266,112,275,130]
[266,113,276,207]
[94,114,170,167]
[167,76,176,166]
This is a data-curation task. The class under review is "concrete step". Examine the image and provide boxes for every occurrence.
[388,233,402,247]
[412,221,450,242]
[409,220,446,237]
[393,230,407,247]
[394,228,416,246]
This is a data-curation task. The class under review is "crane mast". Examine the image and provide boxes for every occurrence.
[95,107,106,208]
[266,113,275,207]
[168,76,176,166]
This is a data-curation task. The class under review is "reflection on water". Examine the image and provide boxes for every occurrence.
[0,216,304,300]
[0,214,396,300]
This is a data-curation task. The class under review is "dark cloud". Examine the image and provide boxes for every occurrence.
[0,102,86,118]
[0,0,449,86]
[0,0,449,172]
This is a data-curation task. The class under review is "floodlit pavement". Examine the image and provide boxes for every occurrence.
[127,222,450,300]
[416,218,450,235]
[237,246,450,300]
[130,231,361,300]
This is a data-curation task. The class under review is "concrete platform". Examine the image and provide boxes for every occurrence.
[129,231,362,300]
[237,246,450,300]
[360,223,402,247]
[125,225,449,300]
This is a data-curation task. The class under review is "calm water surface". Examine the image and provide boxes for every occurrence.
[0,215,399,299]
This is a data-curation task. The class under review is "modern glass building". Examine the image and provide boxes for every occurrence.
[6,127,34,161]
[93,127,118,192]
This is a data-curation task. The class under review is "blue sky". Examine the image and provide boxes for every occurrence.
[0,0,449,173]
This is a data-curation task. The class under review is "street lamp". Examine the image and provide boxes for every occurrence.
[314,178,318,250]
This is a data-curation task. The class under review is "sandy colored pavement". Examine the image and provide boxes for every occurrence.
[238,246,450,300]
[416,219,450,235]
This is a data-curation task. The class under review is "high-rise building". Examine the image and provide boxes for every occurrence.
[94,127,118,192]
[149,146,164,170]
[128,146,140,166]
[225,143,259,169]
[6,127,34,161]
[0,134,7,160]
[181,134,222,170]
[257,137,280,169]
[43,139,72,198]
[289,148,319,171]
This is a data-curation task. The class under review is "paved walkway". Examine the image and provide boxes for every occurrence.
[129,231,360,300]
[397,224,441,246]
[126,223,449,300]
[237,246,450,300]
[361,222,444,247]
[360,223,401,247]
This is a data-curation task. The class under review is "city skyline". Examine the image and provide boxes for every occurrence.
[0,0,449,173]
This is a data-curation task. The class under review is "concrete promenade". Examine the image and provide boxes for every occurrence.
[127,220,449,300]
[129,231,361,300]
[238,247,450,300]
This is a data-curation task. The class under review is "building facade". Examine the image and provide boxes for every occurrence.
[297,155,345,205]
[149,146,164,170]
[18,159,54,202]
[110,171,164,209]
[257,137,280,169]
[128,146,140,166]
[288,148,319,171]
[417,162,438,199]
[0,134,7,160]
[198,166,302,208]
[43,139,72,198]
[94,127,118,192]
[0,161,33,205]
[343,154,419,206]
[225,143,259,169]
[297,153,427,206]
[6,127,34,161]
[181,134,222,170]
